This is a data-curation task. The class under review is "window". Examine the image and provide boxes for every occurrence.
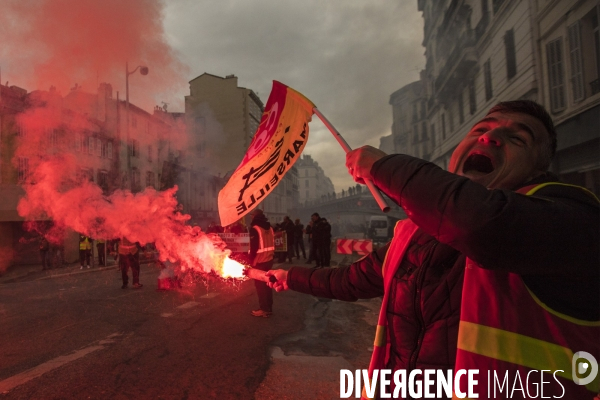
[413,124,419,144]
[458,91,465,124]
[107,141,113,159]
[131,168,140,190]
[305,180,309,188]
[547,38,566,111]
[492,0,505,14]
[448,106,455,133]
[412,103,418,122]
[568,21,585,102]
[504,29,517,79]
[421,101,427,119]
[146,171,155,188]
[17,124,26,138]
[441,114,446,140]
[96,138,102,157]
[421,122,428,141]
[129,139,139,157]
[88,137,94,155]
[484,59,493,101]
[78,168,93,183]
[18,157,29,182]
[97,170,109,192]
[469,80,477,115]
[431,123,436,148]
[305,190,309,199]
[148,145,153,162]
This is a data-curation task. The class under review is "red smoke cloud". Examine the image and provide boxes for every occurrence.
[0,0,188,110]
[2,1,234,277]
[17,155,230,274]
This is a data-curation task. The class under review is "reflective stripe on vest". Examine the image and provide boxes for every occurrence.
[118,238,138,255]
[455,183,600,399]
[362,219,419,400]
[253,226,274,265]
[79,237,91,250]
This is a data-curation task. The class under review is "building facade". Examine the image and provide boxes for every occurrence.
[538,1,600,194]
[419,0,541,170]
[296,154,335,205]
[185,73,264,177]
[0,82,200,266]
[404,0,599,196]
[385,80,429,159]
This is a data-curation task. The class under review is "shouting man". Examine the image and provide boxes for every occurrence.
[267,100,599,399]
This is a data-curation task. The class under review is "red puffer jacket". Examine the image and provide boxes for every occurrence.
[287,154,599,394]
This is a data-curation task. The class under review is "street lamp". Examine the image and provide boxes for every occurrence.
[125,62,149,183]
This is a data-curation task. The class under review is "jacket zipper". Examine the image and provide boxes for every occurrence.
[406,243,437,398]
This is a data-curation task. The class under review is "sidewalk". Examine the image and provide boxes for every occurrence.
[0,254,158,284]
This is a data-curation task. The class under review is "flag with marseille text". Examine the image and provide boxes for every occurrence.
[218,81,315,227]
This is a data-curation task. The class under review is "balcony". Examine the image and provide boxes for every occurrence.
[434,30,478,102]
[591,79,600,96]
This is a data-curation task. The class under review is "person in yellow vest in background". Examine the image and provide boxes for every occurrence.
[119,237,142,289]
[96,239,106,266]
[79,234,92,270]
[248,208,275,318]
[267,100,599,399]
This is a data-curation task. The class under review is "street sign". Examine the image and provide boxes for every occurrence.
[353,240,373,255]
[217,233,250,253]
[336,239,354,254]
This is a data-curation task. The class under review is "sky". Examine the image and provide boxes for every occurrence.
[163,0,425,191]
[0,0,425,192]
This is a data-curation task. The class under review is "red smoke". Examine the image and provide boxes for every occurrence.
[17,155,230,274]
[0,0,188,110]
[2,1,233,277]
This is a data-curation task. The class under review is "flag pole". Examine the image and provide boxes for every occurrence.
[313,107,390,213]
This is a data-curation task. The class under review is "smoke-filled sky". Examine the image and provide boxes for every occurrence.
[0,0,424,191]
[164,0,425,190]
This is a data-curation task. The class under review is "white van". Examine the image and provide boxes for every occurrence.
[368,216,389,241]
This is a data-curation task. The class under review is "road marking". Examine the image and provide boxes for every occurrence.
[0,332,122,394]
[200,292,219,299]
[177,301,199,309]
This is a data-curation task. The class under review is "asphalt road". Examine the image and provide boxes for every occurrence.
[0,262,379,400]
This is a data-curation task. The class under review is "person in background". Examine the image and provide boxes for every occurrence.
[320,218,332,267]
[282,216,295,263]
[248,208,275,318]
[293,218,306,260]
[96,239,106,266]
[309,213,326,268]
[79,234,92,269]
[40,236,50,271]
[119,237,142,289]
[305,220,313,264]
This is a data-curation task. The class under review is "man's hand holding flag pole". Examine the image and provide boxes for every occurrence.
[218,81,389,227]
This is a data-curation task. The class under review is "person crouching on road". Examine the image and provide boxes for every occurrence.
[119,237,142,289]
[248,208,275,318]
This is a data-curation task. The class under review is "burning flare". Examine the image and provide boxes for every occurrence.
[220,256,247,279]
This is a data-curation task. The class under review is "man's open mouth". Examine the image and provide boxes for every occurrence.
[463,153,495,174]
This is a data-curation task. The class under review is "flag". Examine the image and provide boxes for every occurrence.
[218,81,315,227]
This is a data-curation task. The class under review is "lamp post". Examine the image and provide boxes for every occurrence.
[125,62,149,187]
